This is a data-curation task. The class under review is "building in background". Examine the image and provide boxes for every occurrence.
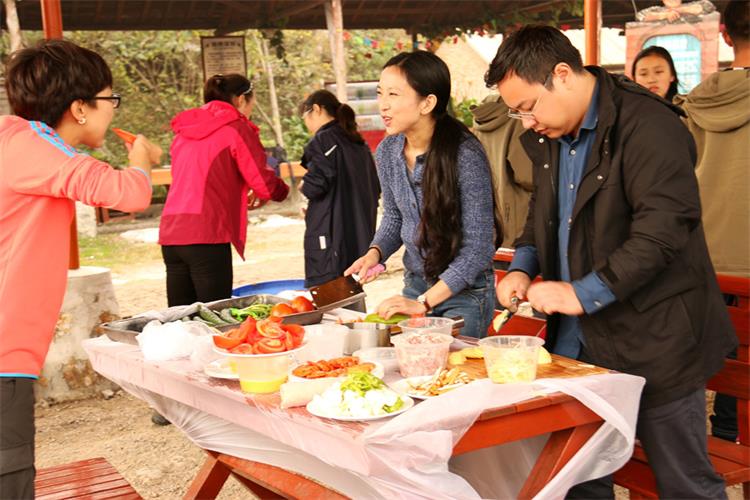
[436,28,734,104]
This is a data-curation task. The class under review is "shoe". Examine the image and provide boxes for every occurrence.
[151,411,171,426]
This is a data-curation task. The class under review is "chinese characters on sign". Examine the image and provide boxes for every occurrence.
[201,36,247,81]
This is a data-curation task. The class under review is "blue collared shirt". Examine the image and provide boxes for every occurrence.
[509,81,616,359]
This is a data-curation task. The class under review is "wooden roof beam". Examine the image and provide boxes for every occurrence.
[271,0,326,21]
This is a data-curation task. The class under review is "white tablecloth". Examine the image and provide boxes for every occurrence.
[84,337,644,499]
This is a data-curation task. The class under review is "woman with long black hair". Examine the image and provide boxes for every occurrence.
[299,90,380,287]
[346,51,498,338]
[632,46,681,101]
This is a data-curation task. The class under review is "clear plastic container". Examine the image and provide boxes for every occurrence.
[296,324,348,362]
[396,317,455,336]
[391,332,453,377]
[353,347,399,373]
[479,336,545,384]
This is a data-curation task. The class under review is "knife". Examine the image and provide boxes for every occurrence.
[308,275,365,311]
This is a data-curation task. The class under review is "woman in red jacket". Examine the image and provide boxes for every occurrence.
[159,74,289,306]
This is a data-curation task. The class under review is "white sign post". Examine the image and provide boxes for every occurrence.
[201,36,248,81]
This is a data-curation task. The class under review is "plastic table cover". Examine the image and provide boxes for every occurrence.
[83,336,645,499]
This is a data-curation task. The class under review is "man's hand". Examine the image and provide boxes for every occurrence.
[526,281,584,316]
[496,271,531,312]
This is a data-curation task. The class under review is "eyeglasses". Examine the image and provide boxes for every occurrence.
[89,93,121,109]
[301,108,312,118]
[507,74,552,121]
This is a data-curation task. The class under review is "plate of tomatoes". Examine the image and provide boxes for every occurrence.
[212,316,306,356]
[269,295,324,326]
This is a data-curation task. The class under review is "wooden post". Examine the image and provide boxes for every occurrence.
[3,0,24,52]
[41,0,63,39]
[584,0,601,66]
[324,0,347,103]
[41,0,79,270]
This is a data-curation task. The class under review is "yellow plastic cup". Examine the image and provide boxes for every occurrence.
[231,351,290,394]
[478,335,545,384]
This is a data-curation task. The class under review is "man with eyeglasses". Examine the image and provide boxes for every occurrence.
[487,25,735,498]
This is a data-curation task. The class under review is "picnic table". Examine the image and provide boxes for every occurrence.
[83,333,643,499]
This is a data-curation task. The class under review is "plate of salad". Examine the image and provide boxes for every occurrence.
[306,372,413,421]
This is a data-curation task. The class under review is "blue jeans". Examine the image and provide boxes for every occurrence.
[402,269,495,339]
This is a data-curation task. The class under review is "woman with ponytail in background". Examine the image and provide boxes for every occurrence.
[345,51,497,338]
[299,90,380,287]
[160,74,289,307]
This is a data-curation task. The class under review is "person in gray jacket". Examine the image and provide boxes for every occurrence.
[472,95,533,248]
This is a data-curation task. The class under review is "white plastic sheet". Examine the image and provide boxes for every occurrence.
[83,337,644,499]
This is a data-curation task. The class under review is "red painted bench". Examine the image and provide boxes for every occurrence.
[35,457,141,500]
[614,274,750,499]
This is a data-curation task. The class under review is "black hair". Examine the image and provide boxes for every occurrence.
[724,0,750,44]
[384,51,498,281]
[300,89,363,143]
[632,46,680,101]
[485,25,584,88]
[5,39,113,127]
[203,73,253,105]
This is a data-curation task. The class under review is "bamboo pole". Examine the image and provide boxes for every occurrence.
[324,0,347,103]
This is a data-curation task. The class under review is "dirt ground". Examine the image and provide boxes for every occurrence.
[35,202,408,499]
[34,203,742,499]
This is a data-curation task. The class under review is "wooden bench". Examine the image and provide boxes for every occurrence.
[279,161,306,181]
[614,274,750,499]
[35,457,141,500]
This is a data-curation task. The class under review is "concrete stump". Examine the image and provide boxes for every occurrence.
[75,201,98,237]
[37,266,120,402]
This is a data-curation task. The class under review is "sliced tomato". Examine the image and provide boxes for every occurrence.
[270,303,295,317]
[281,323,304,336]
[212,328,246,350]
[281,323,305,347]
[256,338,286,354]
[256,319,286,339]
[229,343,254,354]
[291,296,315,313]
[283,332,295,351]
[238,317,257,337]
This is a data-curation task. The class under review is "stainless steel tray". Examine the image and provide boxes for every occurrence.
[98,294,292,344]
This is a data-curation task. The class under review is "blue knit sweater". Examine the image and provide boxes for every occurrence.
[371,133,496,293]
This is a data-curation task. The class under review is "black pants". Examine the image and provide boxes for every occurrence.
[711,293,739,443]
[566,348,726,500]
[0,378,35,500]
[162,244,233,306]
